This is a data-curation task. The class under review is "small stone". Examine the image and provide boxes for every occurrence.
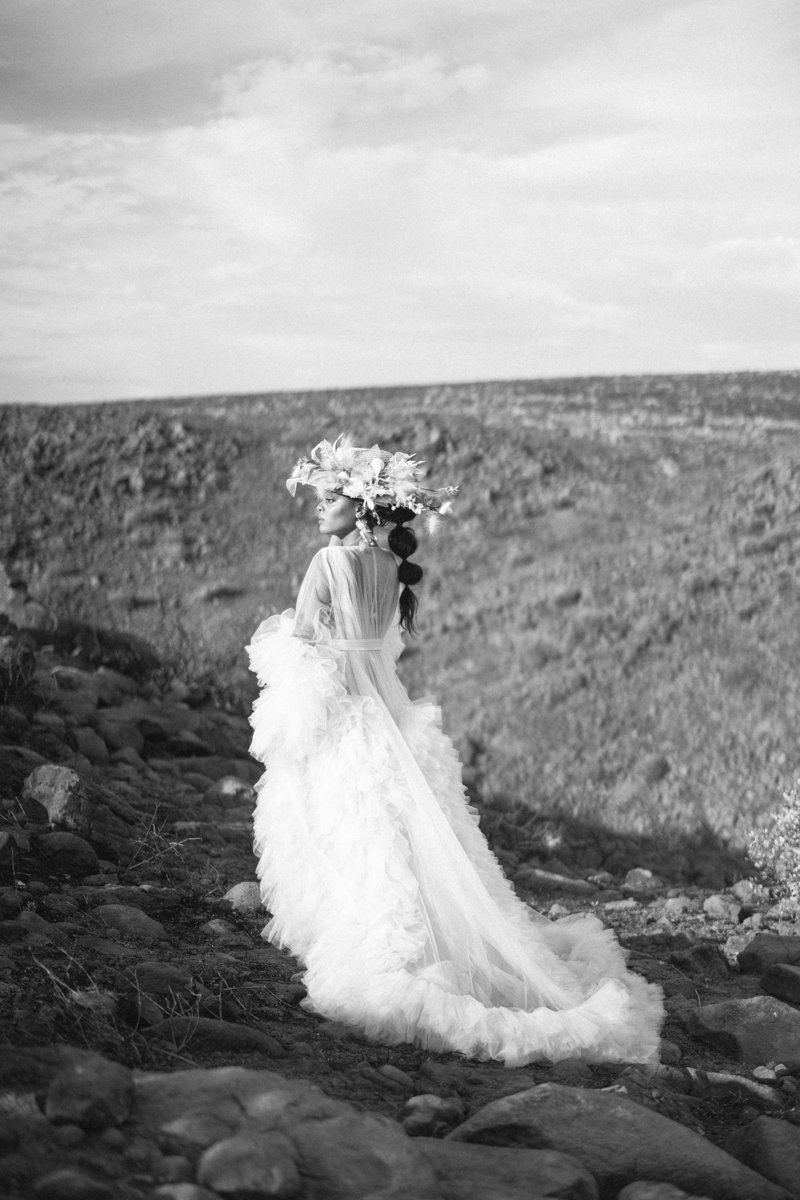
[723,933,752,964]
[638,755,671,785]
[197,1131,302,1199]
[624,868,664,891]
[730,879,770,907]
[199,917,252,948]
[659,1041,682,1065]
[0,1114,20,1153]
[515,866,597,898]
[669,942,729,981]
[99,1127,126,1149]
[33,1168,112,1199]
[155,1188,220,1200]
[0,886,24,916]
[123,1135,162,1170]
[760,963,800,1005]
[221,882,262,913]
[753,1067,778,1082]
[587,871,615,886]
[549,1059,593,1086]
[738,933,800,975]
[617,1185,706,1200]
[17,909,71,946]
[34,711,67,736]
[46,1055,135,1131]
[37,831,99,877]
[402,1094,466,1137]
[144,1016,284,1057]
[71,726,110,765]
[109,744,147,769]
[702,894,742,922]
[52,1123,86,1148]
[94,903,168,943]
[664,896,694,920]
[379,1063,416,1090]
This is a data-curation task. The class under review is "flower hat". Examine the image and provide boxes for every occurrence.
[287,435,457,542]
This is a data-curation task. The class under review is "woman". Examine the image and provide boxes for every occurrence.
[247,437,663,1065]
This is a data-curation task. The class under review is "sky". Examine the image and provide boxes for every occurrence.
[1,0,799,404]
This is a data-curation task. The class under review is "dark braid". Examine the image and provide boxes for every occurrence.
[375,505,422,633]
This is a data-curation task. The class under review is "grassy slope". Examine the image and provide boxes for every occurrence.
[2,371,799,848]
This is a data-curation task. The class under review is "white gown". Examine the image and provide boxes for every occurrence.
[247,543,664,1066]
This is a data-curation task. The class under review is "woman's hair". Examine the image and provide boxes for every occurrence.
[372,505,423,633]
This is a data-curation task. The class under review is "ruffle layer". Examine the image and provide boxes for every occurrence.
[247,618,664,1066]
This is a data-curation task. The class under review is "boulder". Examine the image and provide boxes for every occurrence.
[760,963,800,1005]
[738,933,800,975]
[197,1131,301,1199]
[446,1083,792,1200]
[684,996,800,1068]
[135,1065,440,1199]
[45,1055,135,1131]
[36,832,99,877]
[22,765,138,862]
[221,882,262,913]
[413,1137,599,1199]
[723,1115,800,1196]
[94,903,168,943]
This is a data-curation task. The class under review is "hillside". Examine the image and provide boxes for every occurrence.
[2,371,800,851]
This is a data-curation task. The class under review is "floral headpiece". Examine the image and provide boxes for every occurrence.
[287,435,457,545]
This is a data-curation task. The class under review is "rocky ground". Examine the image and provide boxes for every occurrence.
[3,375,800,846]
[4,615,800,1197]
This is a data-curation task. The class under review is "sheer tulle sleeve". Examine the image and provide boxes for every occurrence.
[292,550,332,641]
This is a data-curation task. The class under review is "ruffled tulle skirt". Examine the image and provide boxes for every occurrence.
[248,613,663,1066]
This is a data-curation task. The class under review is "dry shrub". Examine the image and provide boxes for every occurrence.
[747,781,800,899]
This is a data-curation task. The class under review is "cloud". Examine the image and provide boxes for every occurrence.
[0,0,798,402]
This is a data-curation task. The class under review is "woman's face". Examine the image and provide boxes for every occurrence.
[316,492,358,538]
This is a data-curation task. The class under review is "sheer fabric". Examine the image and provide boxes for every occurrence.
[248,545,663,1065]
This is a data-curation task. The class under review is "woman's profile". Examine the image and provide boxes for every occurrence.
[247,435,663,1065]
